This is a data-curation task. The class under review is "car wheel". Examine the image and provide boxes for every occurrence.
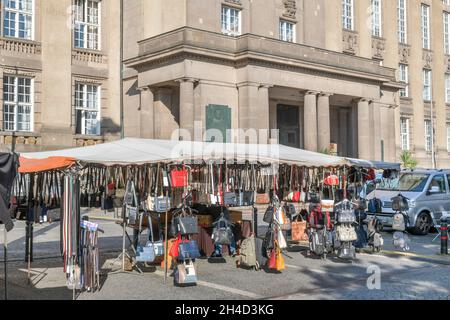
[412,212,432,235]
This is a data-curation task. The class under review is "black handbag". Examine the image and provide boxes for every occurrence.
[223,192,237,207]
[101,196,114,211]
[236,191,254,207]
[80,191,88,207]
[177,210,198,235]
[263,206,274,224]
[283,203,296,219]
[263,227,275,250]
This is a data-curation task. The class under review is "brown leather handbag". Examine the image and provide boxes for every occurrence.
[291,215,308,242]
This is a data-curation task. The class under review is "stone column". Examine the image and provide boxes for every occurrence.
[339,108,348,156]
[372,102,381,160]
[317,93,332,152]
[139,86,154,139]
[238,82,271,143]
[303,91,318,152]
[178,78,196,141]
[357,98,371,160]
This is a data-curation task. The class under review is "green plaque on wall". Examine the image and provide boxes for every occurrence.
[206,104,231,143]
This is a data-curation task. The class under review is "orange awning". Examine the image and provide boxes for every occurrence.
[19,156,76,173]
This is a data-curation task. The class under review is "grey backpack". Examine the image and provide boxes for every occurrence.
[239,235,258,269]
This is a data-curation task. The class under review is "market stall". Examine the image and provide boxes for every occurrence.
[14,138,383,289]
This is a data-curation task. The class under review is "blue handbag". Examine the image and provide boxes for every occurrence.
[178,240,201,260]
[136,213,156,263]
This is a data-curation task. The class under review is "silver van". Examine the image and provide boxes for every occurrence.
[366,169,450,235]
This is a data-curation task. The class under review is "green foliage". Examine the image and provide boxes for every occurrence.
[400,150,418,169]
[319,147,331,155]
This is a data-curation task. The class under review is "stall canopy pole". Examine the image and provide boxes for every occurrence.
[164,188,169,285]
[3,226,7,300]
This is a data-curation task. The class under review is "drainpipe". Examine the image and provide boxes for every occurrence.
[120,0,124,139]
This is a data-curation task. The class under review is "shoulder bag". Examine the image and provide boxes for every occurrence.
[136,213,156,263]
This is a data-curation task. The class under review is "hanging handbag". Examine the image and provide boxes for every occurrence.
[177,209,198,235]
[223,192,237,206]
[169,234,182,258]
[275,242,285,271]
[268,249,277,270]
[255,193,270,205]
[136,213,156,263]
[263,227,275,250]
[212,215,234,245]
[170,166,189,188]
[126,205,138,225]
[263,206,274,224]
[291,215,308,241]
[146,165,171,212]
[178,239,201,260]
[277,228,288,249]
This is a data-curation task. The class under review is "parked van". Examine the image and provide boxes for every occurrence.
[366,169,450,235]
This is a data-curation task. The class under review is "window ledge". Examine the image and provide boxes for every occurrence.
[74,134,103,140]
[72,49,107,64]
[0,131,40,137]
[0,37,41,55]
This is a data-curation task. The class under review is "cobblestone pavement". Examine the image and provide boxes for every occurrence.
[0,211,449,300]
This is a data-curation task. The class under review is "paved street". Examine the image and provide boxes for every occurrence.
[0,211,449,300]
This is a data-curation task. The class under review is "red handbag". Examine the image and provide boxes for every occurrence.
[268,249,277,270]
[324,174,339,186]
[170,167,188,188]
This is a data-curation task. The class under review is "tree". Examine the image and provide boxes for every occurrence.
[400,150,418,169]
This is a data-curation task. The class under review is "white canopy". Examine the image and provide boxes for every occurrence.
[20,138,373,168]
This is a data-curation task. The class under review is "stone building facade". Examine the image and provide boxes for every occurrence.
[0,0,121,153]
[122,0,401,164]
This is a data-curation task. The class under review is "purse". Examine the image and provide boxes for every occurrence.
[175,261,197,285]
[170,166,189,188]
[255,193,270,205]
[126,205,138,225]
[277,228,288,249]
[291,216,308,241]
[136,213,156,263]
[223,192,237,207]
[275,242,285,271]
[177,210,198,235]
[212,216,234,245]
[146,165,171,212]
[178,239,201,260]
[268,249,277,270]
[263,206,274,224]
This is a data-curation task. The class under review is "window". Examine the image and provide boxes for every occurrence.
[221,6,241,36]
[445,12,450,54]
[75,83,100,135]
[423,69,432,101]
[279,20,295,43]
[73,0,101,50]
[446,74,450,103]
[3,0,33,39]
[428,175,446,193]
[371,0,382,37]
[421,4,430,49]
[425,120,432,152]
[3,76,33,132]
[399,64,409,97]
[342,0,354,30]
[397,0,407,44]
[447,124,450,152]
[400,118,410,151]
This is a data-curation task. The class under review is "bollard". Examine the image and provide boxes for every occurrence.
[441,216,448,255]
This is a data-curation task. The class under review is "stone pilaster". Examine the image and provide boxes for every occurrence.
[317,93,332,152]
[304,91,318,152]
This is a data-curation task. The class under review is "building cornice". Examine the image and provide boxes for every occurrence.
[125,27,396,85]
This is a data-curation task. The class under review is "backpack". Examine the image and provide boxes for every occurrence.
[368,198,382,214]
[392,212,406,231]
[239,235,258,269]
